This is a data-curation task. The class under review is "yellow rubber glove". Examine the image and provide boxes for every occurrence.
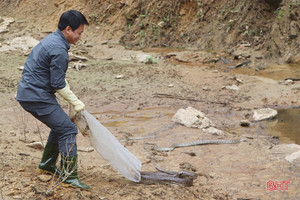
[56,80,85,112]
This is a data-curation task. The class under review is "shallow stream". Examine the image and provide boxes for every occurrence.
[231,63,300,145]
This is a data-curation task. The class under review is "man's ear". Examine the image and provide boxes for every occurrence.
[65,26,73,34]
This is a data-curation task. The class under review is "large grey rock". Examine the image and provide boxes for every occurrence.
[172,107,213,129]
[253,108,277,121]
[0,36,39,52]
[10,36,39,50]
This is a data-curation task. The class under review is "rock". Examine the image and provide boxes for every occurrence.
[232,49,251,60]
[26,141,44,149]
[37,174,52,182]
[6,190,18,196]
[285,150,300,163]
[289,21,298,39]
[172,107,214,129]
[206,57,220,63]
[136,53,157,64]
[19,152,30,156]
[54,0,65,7]
[101,40,109,45]
[115,74,125,79]
[17,66,24,70]
[253,108,277,121]
[286,53,300,65]
[0,36,39,52]
[157,21,164,27]
[10,130,16,136]
[239,120,250,127]
[17,167,25,172]
[0,17,14,33]
[239,43,251,47]
[203,127,224,135]
[284,79,294,85]
[72,62,87,71]
[78,147,94,152]
[101,56,113,60]
[10,36,39,51]
[234,77,244,84]
[202,86,209,91]
[0,45,14,52]
[224,85,240,91]
[137,53,150,62]
[165,52,177,58]
[12,195,22,199]
[31,184,44,194]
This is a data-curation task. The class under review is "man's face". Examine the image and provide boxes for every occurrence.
[66,24,84,44]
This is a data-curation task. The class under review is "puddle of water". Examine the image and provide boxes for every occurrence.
[92,106,175,135]
[229,63,300,81]
[262,109,300,144]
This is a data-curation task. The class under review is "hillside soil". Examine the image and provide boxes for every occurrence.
[1,0,300,200]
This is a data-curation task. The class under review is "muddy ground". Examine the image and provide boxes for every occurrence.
[0,37,300,200]
[1,1,300,200]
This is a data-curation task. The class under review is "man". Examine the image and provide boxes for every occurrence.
[16,10,90,189]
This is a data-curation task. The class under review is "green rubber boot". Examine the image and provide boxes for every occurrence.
[38,143,61,176]
[60,154,90,190]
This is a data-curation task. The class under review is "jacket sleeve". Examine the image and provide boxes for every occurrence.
[49,48,68,90]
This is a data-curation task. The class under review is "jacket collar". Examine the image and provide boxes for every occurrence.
[55,29,70,50]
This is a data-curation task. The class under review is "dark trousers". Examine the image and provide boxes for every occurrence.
[19,101,78,156]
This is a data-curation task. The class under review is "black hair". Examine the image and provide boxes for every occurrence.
[58,10,89,31]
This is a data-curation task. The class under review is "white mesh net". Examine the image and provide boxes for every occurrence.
[81,110,141,182]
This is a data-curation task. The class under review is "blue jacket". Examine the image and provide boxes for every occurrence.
[16,30,70,106]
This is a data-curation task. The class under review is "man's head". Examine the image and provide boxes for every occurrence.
[58,10,89,44]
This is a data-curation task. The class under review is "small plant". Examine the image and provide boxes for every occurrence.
[145,55,158,64]
[247,29,258,36]
[227,19,234,31]
[137,30,146,38]
[197,10,201,16]
[274,8,284,19]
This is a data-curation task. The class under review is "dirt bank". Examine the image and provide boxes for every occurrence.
[1,0,300,61]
